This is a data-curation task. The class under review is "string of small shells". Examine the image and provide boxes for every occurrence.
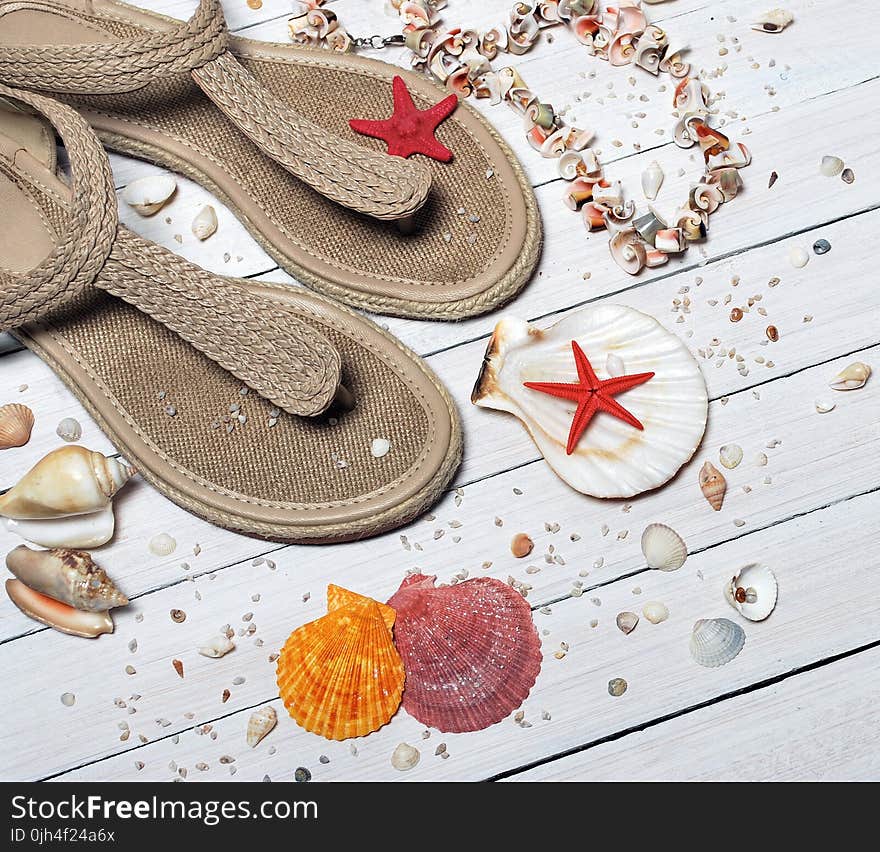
[288,0,751,276]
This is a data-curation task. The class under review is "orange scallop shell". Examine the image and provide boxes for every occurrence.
[276,585,404,740]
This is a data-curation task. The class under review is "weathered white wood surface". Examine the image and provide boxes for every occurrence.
[1,0,878,781]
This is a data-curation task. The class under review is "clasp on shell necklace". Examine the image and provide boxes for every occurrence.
[351,34,406,49]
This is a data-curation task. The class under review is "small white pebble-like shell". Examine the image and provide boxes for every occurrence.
[814,398,836,413]
[819,155,844,177]
[616,611,639,634]
[719,443,743,469]
[605,352,626,378]
[370,437,391,458]
[642,601,669,624]
[641,160,664,200]
[198,635,235,658]
[191,205,218,241]
[60,692,76,707]
[148,532,177,557]
[391,742,420,771]
[122,175,177,217]
[56,417,82,442]
[788,246,809,268]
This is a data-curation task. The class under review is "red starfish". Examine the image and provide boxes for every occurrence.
[524,341,655,455]
[349,75,458,162]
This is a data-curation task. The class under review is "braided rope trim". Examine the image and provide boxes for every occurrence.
[0,0,228,94]
[0,83,117,331]
[194,52,432,221]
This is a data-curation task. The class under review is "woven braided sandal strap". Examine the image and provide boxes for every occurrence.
[0,85,343,417]
[0,0,431,221]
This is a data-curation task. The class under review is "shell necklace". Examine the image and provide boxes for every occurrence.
[288,0,751,277]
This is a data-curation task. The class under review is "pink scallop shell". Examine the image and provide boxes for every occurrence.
[387,573,542,733]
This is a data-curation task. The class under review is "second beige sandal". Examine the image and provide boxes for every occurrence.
[0,85,462,542]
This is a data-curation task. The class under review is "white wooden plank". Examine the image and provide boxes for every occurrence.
[511,645,880,780]
[2,339,876,645]
[55,489,880,781]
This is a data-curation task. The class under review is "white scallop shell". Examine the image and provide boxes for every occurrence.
[391,742,421,771]
[472,308,708,498]
[122,175,176,217]
[819,155,844,177]
[641,523,688,571]
[56,417,82,442]
[724,563,778,621]
[689,618,745,668]
[5,506,115,548]
[148,533,177,557]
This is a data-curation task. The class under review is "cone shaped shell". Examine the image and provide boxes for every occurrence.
[387,574,542,733]
[472,307,708,498]
[276,588,404,740]
[0,404,34,449]
[5,579,113,638]
[6,545,128,612]
[699,461,726,511]
[0,446,135,519]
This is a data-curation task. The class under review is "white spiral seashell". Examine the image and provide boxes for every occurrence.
[641,523,688,571]
[5,506,115,549]
[609,229,647,275]
[829,361,871,391]
[0,446,136,520]
[246,706,277,748]
[725,563,778,622]
[641,160,664,200]
[689,618,745,667]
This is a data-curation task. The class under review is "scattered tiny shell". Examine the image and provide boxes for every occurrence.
[149,533,177,557]
[6,545,128,611]
[60,692,76,707]
[766,325,779,342]
[719,443,743,470]
[699,461,726,511]
[191,205,218,241]
[829,361,871,391]
[689,618,745,668]
[172,658,184,678]
[751,8,793,33]
[841,168,855,184]
[724,563,778,621]
[608,677,627,697]
[246,706,277,748]
[5,506,115,549]
[813,239,831,255]
[170,608,186,623]
[788,246,809,268]
[5,578,113,637]
[814,398,836,414]
[616,611,639,634]
[510,533,534,558]
[199,635,235,658]
[642,601,669,624]
[122,175,177,216]
[370,437,391,458]
[605,352,626,378]
[819,155,844,177]
[641,160,664,200]
[641,523,687,571]
[55,417,82,443]
[0,403,34,449]
[391,742,420,771]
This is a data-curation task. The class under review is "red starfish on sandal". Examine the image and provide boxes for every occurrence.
[349,75,458,162]
[524,341,655,455]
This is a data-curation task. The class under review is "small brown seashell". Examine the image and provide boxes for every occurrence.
[730,307,743,322]
[172,659,184,678]
[699,461,727,511]
[247,706,277,748]
[170,608,186,623]
[0,404,35,450]
[510,533,534,558]
[766,325,779,342]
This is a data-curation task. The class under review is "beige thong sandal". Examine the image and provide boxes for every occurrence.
[0,0,542,320]
[0,85,461,542]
